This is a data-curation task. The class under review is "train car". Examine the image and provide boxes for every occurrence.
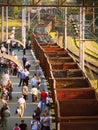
[32,15,98,130]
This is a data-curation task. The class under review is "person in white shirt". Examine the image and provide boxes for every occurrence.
[1,44,7,53]
[31,116,40,130]
[2,70,10,86]
[24,68,30,86]
[31,87,39,102]
[40,112,50,130]
[14,54,18,60]
[18,95,26,117]
[25,60,31,71]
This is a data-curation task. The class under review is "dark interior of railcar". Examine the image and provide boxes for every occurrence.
[46,51,68,57]
[51,63,79,70]
[59,122,98,130]
[52,69,85,78]
[58,99,98,116]
[55,77,91,88]
[48,57,74,63]
[55,88,96,100]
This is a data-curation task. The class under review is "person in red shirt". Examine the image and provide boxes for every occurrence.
[13,123,20,130]
[12,63,18,76]
[40,89,48,111]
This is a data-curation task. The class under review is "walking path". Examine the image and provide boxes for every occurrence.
[0,48,49,130]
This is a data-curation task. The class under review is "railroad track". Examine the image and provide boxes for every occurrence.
[67,49,98,75]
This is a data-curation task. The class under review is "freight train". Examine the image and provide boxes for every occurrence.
[32,14,98,130]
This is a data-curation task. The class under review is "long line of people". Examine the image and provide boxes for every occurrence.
[0,70,13,101]
[15,75,51,130]
[0,46,51,130]
[16,55,51,130]
[0,70,12,128]
[30,73,51,130]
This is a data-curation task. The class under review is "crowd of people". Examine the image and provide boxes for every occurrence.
[0,44,51,130]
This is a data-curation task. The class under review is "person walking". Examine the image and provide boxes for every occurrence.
[25,60,31,71]
[1,44,7,53]
[19,119,28,130]
[31,86,39,102]
[40,112,50,130]
[12,63,18,76]
[13,123,20,130]
[6,79,13,100]
[22,83,29,100]
[14,53,18,60]
[18,69,26,87]
[22,55,27,68]
[31,116,41,130]
[18,95,26,117]
[24,68,30,86]
[0,102,10,128]
[45,94,51,112]
[35,60,40,73]
[2,69,10,86]
[33,107,41,121]
[31,74,39,88]
[40,89,48,111]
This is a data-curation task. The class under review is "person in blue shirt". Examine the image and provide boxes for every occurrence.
[31,74,39,88]
[22,55,27,68]
[18,69,26,87]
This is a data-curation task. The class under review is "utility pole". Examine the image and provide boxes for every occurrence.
[37,0,41,23]
[28,7,31,31]
[79,7,85,71]
[22,0,27,54]
[6,6,8,41]
[2,6,4,42]
[92,2,95,33]
[64,7,67,49]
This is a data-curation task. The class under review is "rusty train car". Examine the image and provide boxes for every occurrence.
[32,16,98,130]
